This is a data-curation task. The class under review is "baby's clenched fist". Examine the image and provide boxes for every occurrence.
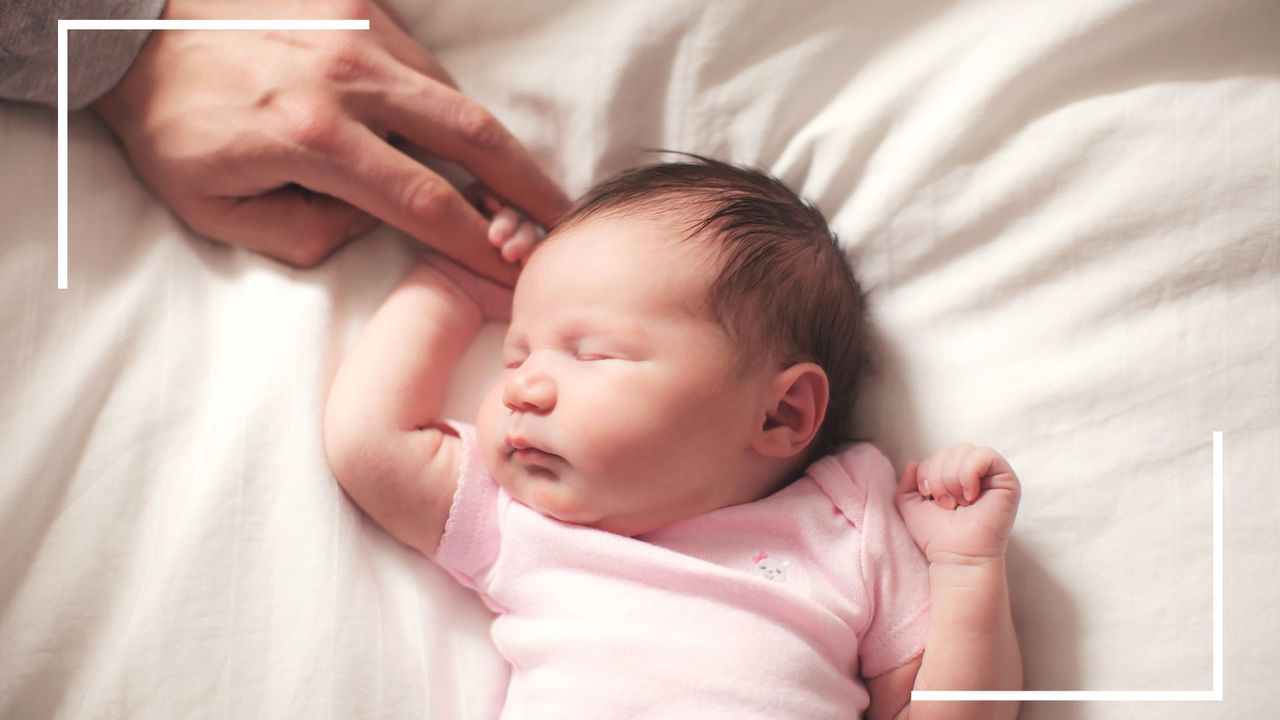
[896,443,1022,564]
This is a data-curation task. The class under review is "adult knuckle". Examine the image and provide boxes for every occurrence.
[321,40,376,84]
[284,234,337,268]
[289,247,325,269]
[324,0,372,21]
[282,235,321,267]
[181,209,221,242]
[454,102,505,150]
[169,195,228,240]
[403,178,453,223]
[275,96,342,152]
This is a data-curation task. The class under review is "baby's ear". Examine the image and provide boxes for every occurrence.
[752,362,828,460]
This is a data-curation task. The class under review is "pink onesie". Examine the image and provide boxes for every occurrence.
[433,422,931,719]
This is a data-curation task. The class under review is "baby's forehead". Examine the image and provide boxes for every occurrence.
[536,209,720,273]
[515,216,721,323]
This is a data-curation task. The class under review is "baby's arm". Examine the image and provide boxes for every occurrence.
[323,261,484,556]
[867,445,1024,720]
[323,194,536,556]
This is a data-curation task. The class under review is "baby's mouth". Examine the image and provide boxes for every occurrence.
[511,449,562,480]
[511,447,561,464]
[504,435,563,468]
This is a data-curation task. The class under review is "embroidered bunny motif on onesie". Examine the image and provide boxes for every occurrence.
[752,551,791,583]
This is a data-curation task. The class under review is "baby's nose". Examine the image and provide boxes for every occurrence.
[503,367,556,413]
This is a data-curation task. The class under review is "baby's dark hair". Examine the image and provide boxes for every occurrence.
[549,151,871,465]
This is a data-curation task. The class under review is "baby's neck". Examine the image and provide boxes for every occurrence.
[618,453,814,539]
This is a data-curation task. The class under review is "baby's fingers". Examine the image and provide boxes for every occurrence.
[941,443,978,505]
[956,447,993,505]
[488,206,522,247]
[960,446,1019,496]
[501,219,542,264]
[899,460,921,497]
[921,450,964,510]
[917,454,938,499]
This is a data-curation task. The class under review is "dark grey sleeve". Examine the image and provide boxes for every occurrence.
[0,0,167,110]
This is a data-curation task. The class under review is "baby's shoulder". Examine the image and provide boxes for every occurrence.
[798,442,897,529]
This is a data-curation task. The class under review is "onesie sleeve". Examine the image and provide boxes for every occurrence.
[429,420,504,599]
[850,446,931,679]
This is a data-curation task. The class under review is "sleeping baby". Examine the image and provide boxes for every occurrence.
[323,155,1023,719]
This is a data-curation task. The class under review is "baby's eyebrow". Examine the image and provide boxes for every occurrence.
[506,315,651,347]
[564,316,650,341]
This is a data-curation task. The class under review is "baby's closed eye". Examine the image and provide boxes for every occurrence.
[501,349,616,367]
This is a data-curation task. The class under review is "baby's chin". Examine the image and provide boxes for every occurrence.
[529,484,605,528]
[485,449,674,536]
[492,459,598,526]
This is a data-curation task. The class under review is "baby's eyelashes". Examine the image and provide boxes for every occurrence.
[500,347,620,368]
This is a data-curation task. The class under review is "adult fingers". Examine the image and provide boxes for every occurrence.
[366,0,460,90]
[198,187,376,268]
[481,191,505,215]
[370,69,572,230]
[286,117,518,285]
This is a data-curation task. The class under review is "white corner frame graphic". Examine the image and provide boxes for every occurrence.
[56,18,369,290]
[57,19,1224,706]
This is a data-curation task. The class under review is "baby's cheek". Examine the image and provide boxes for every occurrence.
[573,394,664,462]
[475,384,512,475]
[475,383,505,442]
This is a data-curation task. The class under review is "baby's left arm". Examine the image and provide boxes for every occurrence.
[866,444,1024,720]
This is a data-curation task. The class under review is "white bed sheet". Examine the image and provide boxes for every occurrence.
[2,1,1277,718]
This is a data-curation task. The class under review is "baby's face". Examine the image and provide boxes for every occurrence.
[475,213,777,537]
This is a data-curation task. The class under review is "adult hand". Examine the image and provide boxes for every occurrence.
[89,0,570,284]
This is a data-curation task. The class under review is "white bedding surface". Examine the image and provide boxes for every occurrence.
[2,1,1277,718]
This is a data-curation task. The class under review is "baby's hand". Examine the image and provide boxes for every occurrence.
[895,443,1022,565]
[426,250,514,322]
[422,185,547,322]
[482,192,544,267]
